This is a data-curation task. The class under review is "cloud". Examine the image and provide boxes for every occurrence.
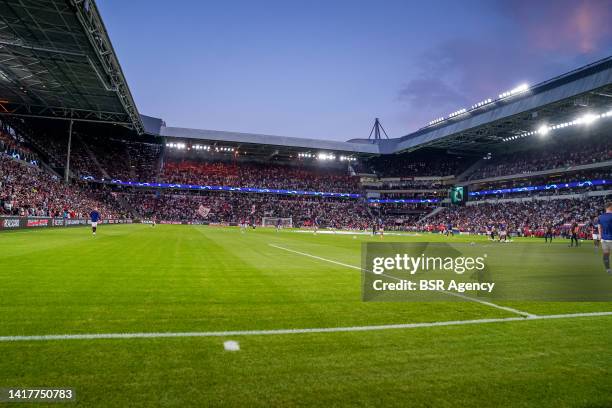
[398,78,468,112]
[395,0,612,132]
[499,0,612,54]
[396,39,535,130]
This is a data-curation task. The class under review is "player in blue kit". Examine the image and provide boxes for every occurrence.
[598,202,612,275]
[90,208,100,236]
[445,222,453,237]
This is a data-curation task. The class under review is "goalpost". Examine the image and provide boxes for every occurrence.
[262,217,293,228]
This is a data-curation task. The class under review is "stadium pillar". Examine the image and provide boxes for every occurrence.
[64,119,73,184]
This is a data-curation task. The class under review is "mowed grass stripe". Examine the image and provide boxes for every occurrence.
[2,225,612,407]
[1,225,605,338]
[1,313,611,407]
[268,243,537,317]
[269,230,612,317]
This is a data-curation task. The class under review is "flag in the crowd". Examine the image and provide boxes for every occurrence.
[197,205,210,218]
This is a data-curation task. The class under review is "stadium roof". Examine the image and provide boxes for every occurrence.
[159,57,612,156]
[160,126,382,157]
[0,2,609,156]
[392,56,612,154]
[0,0,143,133]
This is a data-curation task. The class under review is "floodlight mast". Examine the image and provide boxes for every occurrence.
[368,118,389,142]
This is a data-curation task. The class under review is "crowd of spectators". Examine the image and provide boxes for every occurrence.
[467,167,612,201]
[24,129,162,181]
[472,168,611,189]
[364,178,449,190]
[469,137,612,181]
[365,153,470,178]
[3,118,612,233]
[371,202,436,230]
[0,153,125,219]
[23,128,358,193]
[159,159,362,193]
[121,191,372,229]
[27,131,68,169]
[0,130,38,164]
[71,136,162,182]
[422,196,608,237]
[125,141,162,180]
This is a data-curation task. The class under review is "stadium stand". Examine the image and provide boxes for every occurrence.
[468,134,612,181]
[468,168,611,200]
[371,202,438,231]
[159,159,361,192]
[365,151,473,178]
[0,153,125,219]
[120,191,371,229]
[422,196,606,238]
[1,50,611,235]
[1,118,610,235]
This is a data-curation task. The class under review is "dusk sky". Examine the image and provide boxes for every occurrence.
[99,0,612,141]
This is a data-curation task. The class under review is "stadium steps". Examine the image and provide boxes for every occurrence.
[3,117,52,161]
[75,133,111,179]
[418,206,445,222]
[112,193,141,218]
[39,161,62,179]
[455,158,485,182]
[124,144,138,180]
[365,198,376,219]
[3,117,71,177]
[156,148,165,182]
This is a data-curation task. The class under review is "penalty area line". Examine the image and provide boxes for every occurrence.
[1,312,611,342]
[268,243,537,318]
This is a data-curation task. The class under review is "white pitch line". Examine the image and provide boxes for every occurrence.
[1,312,611,342]
[268,243,536,318]
[438,290,536,318]
[269,243,363,271]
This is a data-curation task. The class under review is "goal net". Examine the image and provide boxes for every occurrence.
[262,217,293,228]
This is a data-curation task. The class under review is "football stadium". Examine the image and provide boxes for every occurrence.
[1,1,612,407]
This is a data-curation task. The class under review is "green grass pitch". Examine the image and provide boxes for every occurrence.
[1,224,612,407]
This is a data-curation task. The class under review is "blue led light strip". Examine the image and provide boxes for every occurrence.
[367,198,440,203]
[79,177,610,201]
[469,179,610,197]
[103,179,362,198]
